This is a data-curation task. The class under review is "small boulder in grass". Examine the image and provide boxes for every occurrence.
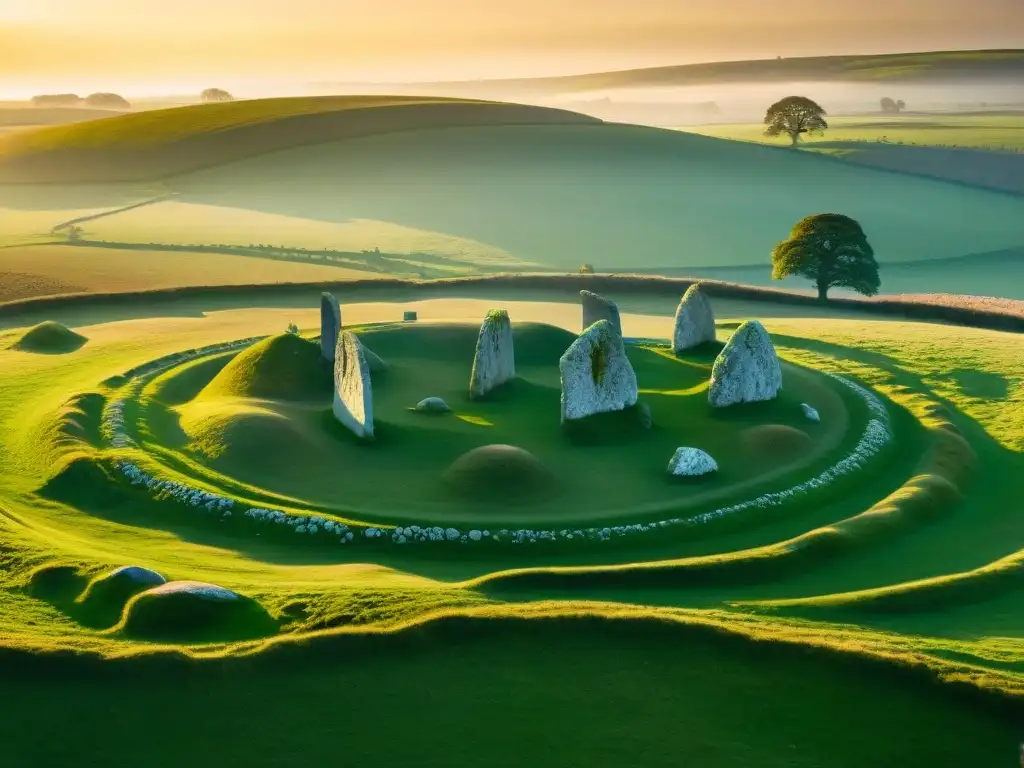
[415,397,451,414]
[667,447,718,477]
[801,403,821,423]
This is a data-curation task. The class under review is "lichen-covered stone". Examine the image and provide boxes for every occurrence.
[667,447,718,476]
[469,309,515,399]
[672,283,716,353]
[415,397,451,413]
[320,292,342,361]
[560,319,638,422]
[801,403,821,422]
[580,290,622,336]
[708,320,782,408]
[333,331,374,438]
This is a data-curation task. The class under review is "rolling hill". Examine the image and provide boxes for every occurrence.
[1,96,1022,296]
[324,49,1024,97]
[0,96,599,183]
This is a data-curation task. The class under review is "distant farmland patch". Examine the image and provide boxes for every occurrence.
[0,244,381,302]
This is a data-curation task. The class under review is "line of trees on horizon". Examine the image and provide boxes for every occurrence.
[31,92,131,109]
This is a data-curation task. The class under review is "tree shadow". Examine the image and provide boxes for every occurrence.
[943,368,1011,400]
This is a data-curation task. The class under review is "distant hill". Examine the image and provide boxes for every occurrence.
[324,49,1024,97]
[0,96,599,183]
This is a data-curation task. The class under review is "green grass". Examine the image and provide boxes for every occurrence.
[155,321,850,528]
[0,96,598,183]
[684,114,1024,152]
[39,121,1024,293]
[0,288,1023,766]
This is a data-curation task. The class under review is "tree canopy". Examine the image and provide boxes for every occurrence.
[880,97,906,114]
[201,88,235,103]
[30,94,81,107]
[764,96,827,146]
[771,213,880,301]
[84,93,131,110]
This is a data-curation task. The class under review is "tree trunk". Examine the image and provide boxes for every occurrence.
[789,131,800,147]
[817,280,829,302]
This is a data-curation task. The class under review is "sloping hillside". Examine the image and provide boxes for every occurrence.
[0,96,599,183]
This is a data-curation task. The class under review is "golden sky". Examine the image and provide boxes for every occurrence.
[2,0,1022,93]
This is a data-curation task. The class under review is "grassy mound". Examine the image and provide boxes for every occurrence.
[0,96,598,183]
[50,392,105,448]
[11,321,87,353]
[740,424,814,465]
[76,566,166,627]
[197,333,330,402]
[442,444,558,504]
[119,581,278,642]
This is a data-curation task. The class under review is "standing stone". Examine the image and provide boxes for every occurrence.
[800,403,821,423]
[559,319,638,422]
[403,311,417,322]
[333,331,374,438]
[320,292,342,361]
[708,320,782,408]
[469,309,515,399]
[667,447,718,477]
[580,290,622,337]
[672,283,716,353]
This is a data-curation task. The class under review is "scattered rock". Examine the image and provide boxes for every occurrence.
[708,320,782,408]
[580,290,622,336]
[415,397,451,413]
[109,566,166,586]
[560,319,638,423]
[672,283,716,353]
[667,447,718,477]
[333,331,374,439]
[801,403,821,422]
[403,311,418,322]
[320,292,342,361]
[469,309,516,399]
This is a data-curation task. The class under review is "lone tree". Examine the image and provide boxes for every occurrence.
[764,96,827,146]
[880,97,907,114]
[771,213,880,301]
[578,263,595,274]
[201,88,234,102]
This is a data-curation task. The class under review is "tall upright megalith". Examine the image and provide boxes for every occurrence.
[708,320,782,408]
[580,290,622,337]
[559,319,638,423]
[469,309,515,399]
[333,331,374,438]
[320,292,342,361]
[672,283,716,353]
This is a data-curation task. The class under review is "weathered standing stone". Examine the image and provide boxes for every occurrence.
[333,331,374,438]
[667,447,718,477]
[672,283,716,353]
[708,320,782,408]
[580,290,622,337]
[320,292,342,361]
[362,345,387,373]
[469,309,515,399]
[559,319,638,423]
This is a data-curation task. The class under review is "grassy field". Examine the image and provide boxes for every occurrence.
[0,287,1022,765]
[397,49,1024,95]
[684,113,1024,151]
[1,98,1021,299]
[0,244,382,303]
[0,96,597,183]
